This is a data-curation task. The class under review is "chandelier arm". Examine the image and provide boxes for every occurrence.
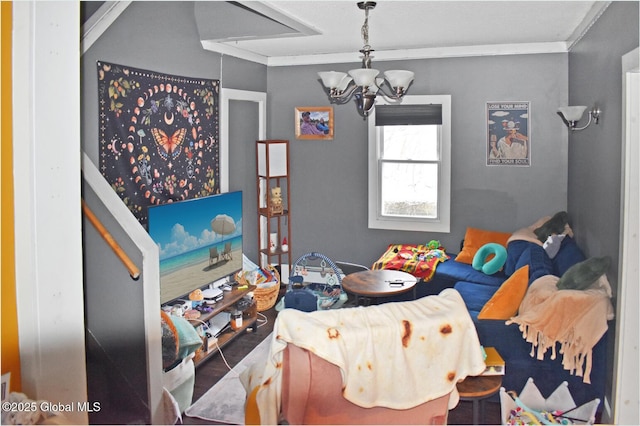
[373,81,405,100]
[328,83,360,101]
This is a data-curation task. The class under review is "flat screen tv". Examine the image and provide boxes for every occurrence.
[148,191,243,304]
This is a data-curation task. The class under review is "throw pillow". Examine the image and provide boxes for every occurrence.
[533,211,569,243]
[556,256,611,290]
[455,227,512,265]
[472,243,507,275]
[478,265,530,320]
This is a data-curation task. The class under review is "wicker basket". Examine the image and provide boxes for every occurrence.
[236,266,281,312]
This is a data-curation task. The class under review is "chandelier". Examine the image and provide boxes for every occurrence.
[318,2,414,116]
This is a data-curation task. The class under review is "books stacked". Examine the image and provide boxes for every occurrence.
[481,347,505,376]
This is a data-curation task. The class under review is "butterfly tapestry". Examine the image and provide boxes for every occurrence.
[98,61,220,226]
[152,128,187,160]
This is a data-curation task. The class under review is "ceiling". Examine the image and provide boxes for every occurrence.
[196,1,610,66]
[82,1,610,66]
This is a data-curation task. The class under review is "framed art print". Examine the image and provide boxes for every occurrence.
[486,102,530,166]
[295,106,334,140]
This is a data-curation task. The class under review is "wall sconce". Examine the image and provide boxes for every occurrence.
[557,106,601,131]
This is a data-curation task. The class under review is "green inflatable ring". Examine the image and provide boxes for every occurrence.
[472,243,507,275]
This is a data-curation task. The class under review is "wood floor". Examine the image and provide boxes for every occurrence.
[183,298,502,425]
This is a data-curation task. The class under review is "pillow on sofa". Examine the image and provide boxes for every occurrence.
[478,265,529,320]
[472,243,507,275]
[556,256,611,290]
[455,227,512,265]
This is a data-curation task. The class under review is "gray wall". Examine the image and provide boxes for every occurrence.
[81,1,268,164]
[567,1,639,287]
[566,1,639,413]
[81,1,268,260]
[267,54,570,265]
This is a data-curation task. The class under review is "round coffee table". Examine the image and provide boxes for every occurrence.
[342,270,417,305]
[457,375,502,425]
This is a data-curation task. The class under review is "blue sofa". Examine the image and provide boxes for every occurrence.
[442,237,607,410]
[380,236,608,411]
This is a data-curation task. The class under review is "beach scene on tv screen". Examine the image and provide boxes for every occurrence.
[148,192,243,303]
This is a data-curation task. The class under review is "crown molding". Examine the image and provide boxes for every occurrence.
[266,42,571,67]
[201,41,570,67]
[566,1,611,50]
[200,40,269,65]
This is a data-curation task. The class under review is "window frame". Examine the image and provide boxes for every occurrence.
[367,95,451,232]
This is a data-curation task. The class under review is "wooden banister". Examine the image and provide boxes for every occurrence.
[82,199,141,280]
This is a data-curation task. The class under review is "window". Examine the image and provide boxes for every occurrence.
[368,95,451,232]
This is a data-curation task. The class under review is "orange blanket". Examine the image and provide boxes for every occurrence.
[372,244,449,280]
[506,274,614,383]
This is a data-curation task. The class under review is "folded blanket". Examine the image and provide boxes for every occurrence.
[240,289,485,425]
[506,274,614,383]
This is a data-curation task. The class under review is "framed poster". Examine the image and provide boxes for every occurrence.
[295,106,334,140]
[486,102,530,166]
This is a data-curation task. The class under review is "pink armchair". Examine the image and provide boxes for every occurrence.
[280,343,451,425]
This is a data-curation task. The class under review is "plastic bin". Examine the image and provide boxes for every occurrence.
[163,353,195,413]
[500,378,600,425]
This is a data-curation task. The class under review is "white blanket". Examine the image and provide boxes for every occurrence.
[240,289,486,425]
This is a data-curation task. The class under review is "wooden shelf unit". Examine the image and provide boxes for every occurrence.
[256,139,292,271]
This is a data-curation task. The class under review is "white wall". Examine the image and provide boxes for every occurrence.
[13,2,87,424]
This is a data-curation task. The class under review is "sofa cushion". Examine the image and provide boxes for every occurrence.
[552,236,586,277]
[455,227,512,265]
[506,240,553,284]
[454,281,500,314]
[437,258,507,287]
[504,240,530,276]
[516,244,554,285]
[478,265,529,320]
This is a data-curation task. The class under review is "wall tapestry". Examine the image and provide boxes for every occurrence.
[486,101,530,167]
[98,61,220,226]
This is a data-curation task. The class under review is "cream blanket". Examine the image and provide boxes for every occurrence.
[506,274,614,383]
[240,289,486,425]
